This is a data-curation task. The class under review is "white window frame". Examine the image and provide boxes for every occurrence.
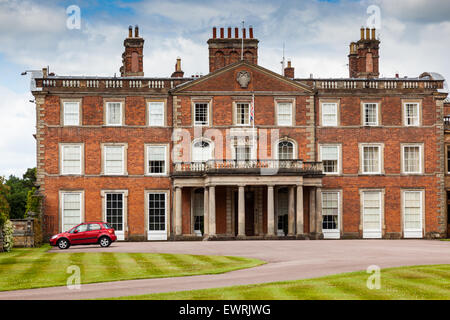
[403,102,420,127]
[63,101,81,126]
[235,102,251,126]
[363,102,379,126]
[60,144,83,175]
[360,144,383,175]
[402,190,424,238]
[103,144,126,175]
[194,102,210,126]
[60,191,84,232]
[401,144,423,175]
[319,144,341,175]
[101,190,128,241]
[321,191,341,239]
[321,102,338,127]
[145,144,168,176]
[276,101,293,126]
[106,102,123,126]
[148,101,165,127]
[146,191,168,241]
[361,190,383,239]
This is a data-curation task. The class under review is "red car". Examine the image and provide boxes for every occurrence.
[49,222,117,249]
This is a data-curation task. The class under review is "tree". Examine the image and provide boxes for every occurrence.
[5,168,36,219]
[0,176,10,227]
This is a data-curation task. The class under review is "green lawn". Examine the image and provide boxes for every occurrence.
[109,264,450,300]
[0,245,264,291]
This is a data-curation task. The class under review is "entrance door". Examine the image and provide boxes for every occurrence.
[105,193,125,240]
[362,191,382,239]
[193,189,204,236]
[147,192,167,240]
[277,188,288,236]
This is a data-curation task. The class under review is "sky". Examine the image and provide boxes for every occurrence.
[0,0,449,177]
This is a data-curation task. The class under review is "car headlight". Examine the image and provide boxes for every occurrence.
[51,235,58,240]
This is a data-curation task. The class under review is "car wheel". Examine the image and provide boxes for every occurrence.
[99,237,111,247]
[57,239,70,250]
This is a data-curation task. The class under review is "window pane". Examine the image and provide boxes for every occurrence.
[148,193,166,231]
[106,193,123,231]
[364,103,378,126]
[405,103,419,126]
[404,146,420,173]
[107,103,122,125]
[278,141,294,160]
[277,103,292,126]
[62,145,81,174]
[64,102,79,125]
[363,146,380,173]
[236,103,249,125]
[148,146,166,174]
[105,146,124,174]
[322,103,337,126]
[404,191,422,230]
[322,192,339,230]
[63,193,81,232]
[194,103,208,126]
[363,191,381,230]
[149,102,164,126]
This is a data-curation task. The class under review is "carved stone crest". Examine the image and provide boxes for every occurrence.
[236,71,251,88]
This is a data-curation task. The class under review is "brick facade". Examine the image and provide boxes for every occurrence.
[32,26,449,241]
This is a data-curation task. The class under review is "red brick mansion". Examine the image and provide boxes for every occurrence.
[31,25,450,241]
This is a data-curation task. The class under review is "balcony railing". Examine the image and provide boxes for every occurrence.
[173,159,323,176]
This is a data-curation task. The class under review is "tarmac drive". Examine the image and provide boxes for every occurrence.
[0,239,449,300]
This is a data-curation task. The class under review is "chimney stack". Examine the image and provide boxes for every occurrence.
[284,59,295,78]
[348,27,380,78]
[120,25,144,77]
[207,26,259,73]
[213,27,217,39]
[171,57,184,77]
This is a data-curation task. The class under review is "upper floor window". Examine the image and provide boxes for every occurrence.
[194,103,209,126]
[63,102,80,126]
[277,102,293,126]
[320,145,340,174]
[192,140,212,162]
[235,103,250,126]
[104,145,125,175]
[235,145,251,161]
[106,102,123,126]
[361,144,382,174]
[363,103,379,126]
[148,102,164,126]
[61,144,82,175]
[402,144,422,174]
[278,141,294,160]
[404,103,420,126]
[147,145,167,175]
[321,102,338,126]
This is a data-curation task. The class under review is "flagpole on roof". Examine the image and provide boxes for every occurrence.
[241,20,244,61]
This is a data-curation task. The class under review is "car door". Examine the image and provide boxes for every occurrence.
[85,223,102,244]
[69,223,89,244]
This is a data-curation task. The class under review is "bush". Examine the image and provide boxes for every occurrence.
[2,220,14,252]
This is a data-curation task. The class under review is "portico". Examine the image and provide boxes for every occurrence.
[172,161,324,240]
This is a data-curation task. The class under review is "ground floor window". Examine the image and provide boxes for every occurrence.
[62,192,82,232]
[106,193,123,237]
[362,190,382,238]
[403,190,423,238]
[322,191,340,239]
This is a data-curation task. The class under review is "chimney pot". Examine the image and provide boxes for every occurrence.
[135,25,139,37]
[213,27,217,39]
[227,27,231,38]
[365,28,370,40]
[249,26,254,39]
[361,27,365,40]
[128,25,133,38]
[220,27,224,38]
[235,27,239,38]
[242,28,246,39]
[42,67,48,78]
[371,28,376,40]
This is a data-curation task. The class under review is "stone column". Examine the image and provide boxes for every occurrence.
[267,185,275,236]
[288,186,295,235]
[296,185,304,236]
[315,187,323,236]
[209,186,216,236]
[238,185,246,237]
[203,187,209,236]
[309,187,316,236]
[175,187,182,236]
